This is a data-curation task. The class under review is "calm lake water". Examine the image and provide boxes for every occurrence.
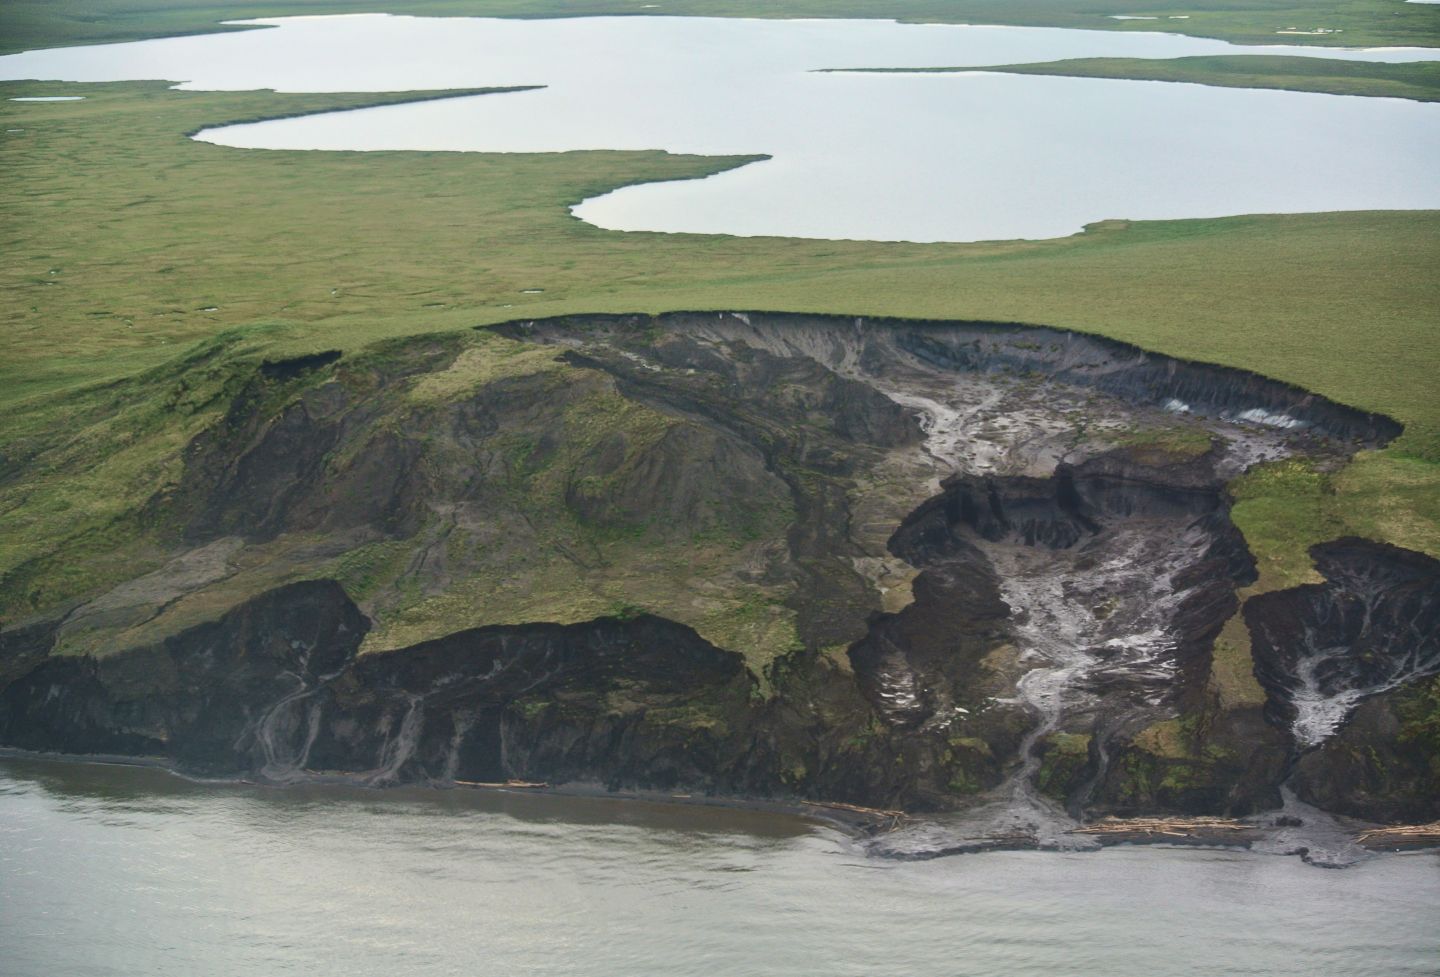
[1,15,1437,241]
[1,757,1437,977]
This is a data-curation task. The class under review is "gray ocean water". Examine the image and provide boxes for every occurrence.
[2,757,1436,977]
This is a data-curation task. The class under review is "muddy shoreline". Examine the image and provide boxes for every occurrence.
[0,746,899,836]
[7,746,1434,865]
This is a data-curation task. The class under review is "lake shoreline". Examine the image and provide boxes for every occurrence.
[6,747,1435,862]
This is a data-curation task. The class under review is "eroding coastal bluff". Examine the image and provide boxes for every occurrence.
[2,312,1435,854]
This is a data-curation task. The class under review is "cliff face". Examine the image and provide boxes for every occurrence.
[1,312,1434,832]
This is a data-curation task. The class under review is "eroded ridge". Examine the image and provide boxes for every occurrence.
[1,311,1430,847]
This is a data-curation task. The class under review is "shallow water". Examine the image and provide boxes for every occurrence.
[1,15,1437,241]
[1,757,1437,977]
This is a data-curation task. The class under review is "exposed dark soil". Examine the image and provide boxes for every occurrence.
[2,311,1434,847]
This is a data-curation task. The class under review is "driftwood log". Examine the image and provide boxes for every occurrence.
[1356,822,1440,850]
[1070,816,1262,844]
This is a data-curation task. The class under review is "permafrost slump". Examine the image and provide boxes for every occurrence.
[1,312,1434,854]
[853,456,1256,855]
[1248,540,1440,751]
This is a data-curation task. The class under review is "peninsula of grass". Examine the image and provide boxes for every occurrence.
[833,56,1440,102]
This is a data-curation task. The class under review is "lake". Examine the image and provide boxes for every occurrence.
[0,15,1437,241]
[2,757,1437,977]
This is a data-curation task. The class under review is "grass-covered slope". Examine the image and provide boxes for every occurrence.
[0,326,810,677]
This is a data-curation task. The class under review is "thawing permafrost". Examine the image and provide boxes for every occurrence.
[1289,653,1372,749]
[1233,408,1304,430]
[872,658,925,715]
[985,563,1102,846]
[1181,400,1306,431]
[700,313,1078,478]
[248,646,344,782]
[1289,627,1440,749]
[372,694,426,784]
[884,520,1212,852]
[879,390,972,471]
[1272,553,1440,750]
[1002,528,1195,771]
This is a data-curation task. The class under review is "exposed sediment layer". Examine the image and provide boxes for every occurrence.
[1,311,1432,846]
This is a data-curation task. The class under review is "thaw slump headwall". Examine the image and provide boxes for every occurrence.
[503,312,1404,447]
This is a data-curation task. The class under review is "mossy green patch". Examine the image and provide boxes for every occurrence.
[1035,731,1092,800]
[850,56,1440,102]
[1229,459,1339,591]
[327,540,415,603]
[406,331,567,405]
[1229,453,1440,596]
[1209,616,1268,709]
[1331,452,1440,560]
[1048,732,1093,754]
[1113,424,1215,462]
[1108,741,1223,805]
[1396,677,1440,777]
[644,702,731,737]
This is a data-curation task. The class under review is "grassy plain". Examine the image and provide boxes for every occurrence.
[5,83,1436,446]
[840,55,1440,101]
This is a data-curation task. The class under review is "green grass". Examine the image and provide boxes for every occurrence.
[1231,454,1440,585]
[1230,459,1344,591]
[1113,425,1216,461]
[839,55,1440,101]
[2,0,1437,57]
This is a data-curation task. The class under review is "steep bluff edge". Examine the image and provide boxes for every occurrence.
[1,311,1434,834]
